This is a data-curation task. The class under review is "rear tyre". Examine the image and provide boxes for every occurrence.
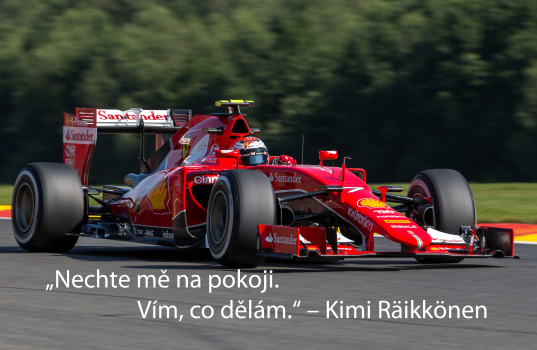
[207,170,276,268]
[12,163,83,252]
[408,169,475,264]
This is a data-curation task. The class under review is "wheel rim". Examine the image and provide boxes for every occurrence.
[410,179,436,229]
[209,190,229,245]
[15,182,35,236]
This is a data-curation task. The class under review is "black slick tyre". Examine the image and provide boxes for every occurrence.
[207,169,276,268]
[12,163,84,252]
[408,169,475,264]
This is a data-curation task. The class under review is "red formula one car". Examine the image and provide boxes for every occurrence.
[11,100,517,267]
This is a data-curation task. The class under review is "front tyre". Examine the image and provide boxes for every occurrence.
[12,163,83,252]
[207,170,276,268]
[408,169,475,264]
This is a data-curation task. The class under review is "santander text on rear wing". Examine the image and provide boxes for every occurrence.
[96,108,184,134]
[63,107,191,185]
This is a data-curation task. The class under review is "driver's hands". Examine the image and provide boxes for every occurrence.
[280,155,296,165]
[271,155,297,165]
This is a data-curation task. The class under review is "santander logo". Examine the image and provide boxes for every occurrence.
[273,233,297,245]
[63,126,96,145]
[97,110,168,122]
[265,232,297,245]
[268,172,301,183]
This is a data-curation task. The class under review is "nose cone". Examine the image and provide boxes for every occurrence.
[344,195,432,250]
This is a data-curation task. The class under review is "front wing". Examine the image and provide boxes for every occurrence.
[257,225,519,261]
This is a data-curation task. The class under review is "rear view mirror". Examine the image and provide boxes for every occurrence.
[319,151,338,166]
[215,150,241,169]
[215,150,240,159]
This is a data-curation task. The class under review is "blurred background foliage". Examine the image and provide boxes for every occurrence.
[1,0,537,184]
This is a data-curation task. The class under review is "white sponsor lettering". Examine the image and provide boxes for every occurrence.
[144,229,154,236]
[268,172,301,183]
[63,126,96,144]
[348,208,374,232]
[373,210,397,214]
[194,175,219,185]
[163,230,174,239]
[391,225,419,229]
[273,233,297,245]
[97,109,168,122]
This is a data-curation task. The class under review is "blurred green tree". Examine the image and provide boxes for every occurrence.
[1,0,537,184]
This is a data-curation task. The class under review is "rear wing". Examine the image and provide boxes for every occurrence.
[96,108,187,134]
[63,107,191,185]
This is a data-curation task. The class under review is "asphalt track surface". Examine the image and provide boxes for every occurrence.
[1,219,536,349]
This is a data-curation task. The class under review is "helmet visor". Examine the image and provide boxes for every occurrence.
[240,147,269,165]
[241,154,268,166]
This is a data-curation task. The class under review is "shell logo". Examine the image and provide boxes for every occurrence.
[357,198,388,209]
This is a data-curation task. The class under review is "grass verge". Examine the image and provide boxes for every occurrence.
[369,183,537,224]
[0,184,102,207]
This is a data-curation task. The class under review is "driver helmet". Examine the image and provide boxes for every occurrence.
[232,136,269,165]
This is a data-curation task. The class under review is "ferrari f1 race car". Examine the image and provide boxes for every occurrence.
[11,100,518,267]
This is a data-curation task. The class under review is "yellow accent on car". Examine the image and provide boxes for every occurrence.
[215,100,255,107]
[357,198,388,209]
